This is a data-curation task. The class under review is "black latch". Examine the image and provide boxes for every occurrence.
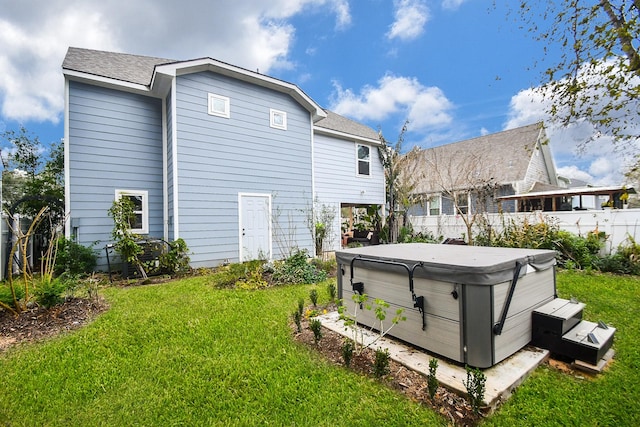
[413,295,426,330]
[352,281,364,295]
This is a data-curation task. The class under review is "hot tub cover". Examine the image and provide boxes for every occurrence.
[336,243,556,285]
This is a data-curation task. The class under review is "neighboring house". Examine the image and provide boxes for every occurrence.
[407,122,558,216]
[62,47,383,269]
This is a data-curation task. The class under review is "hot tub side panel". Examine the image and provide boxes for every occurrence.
[339,265,464,363]
[491,266,556,364]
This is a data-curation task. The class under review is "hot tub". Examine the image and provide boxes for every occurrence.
[336,243,557,368]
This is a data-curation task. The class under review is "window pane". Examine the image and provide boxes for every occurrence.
[358,145,370,161]
[358,160,370,176]
[213,98,226,113]
[129,213,143,230]
[126,195,143,212]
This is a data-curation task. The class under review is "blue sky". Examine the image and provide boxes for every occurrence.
[0,0,635,185]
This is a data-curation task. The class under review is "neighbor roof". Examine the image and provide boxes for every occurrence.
[410,122,551,193]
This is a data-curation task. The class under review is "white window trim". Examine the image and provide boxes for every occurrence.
[208,93,230,118]
[270,109,287,130]
[115,189,149,234]
[356,144,371,177]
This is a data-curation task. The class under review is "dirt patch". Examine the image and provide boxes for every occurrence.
[293,311,485,427]
[0,297,109,352]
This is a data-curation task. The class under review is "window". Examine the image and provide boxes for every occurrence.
[357,144,371,176]
[270,109,287,130]
[115,190,149,234]
[208,93,230,118]
[455,193,469,215]
[429,196,440,216]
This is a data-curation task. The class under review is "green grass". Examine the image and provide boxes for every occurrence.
[1,271,638,426]
[0,278,444,426]
[483,270,640,426]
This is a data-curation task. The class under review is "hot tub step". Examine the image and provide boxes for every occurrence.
[560,320,616,366]
[531,298,584,340]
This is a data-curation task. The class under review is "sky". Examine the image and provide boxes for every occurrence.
[0,0,637,186]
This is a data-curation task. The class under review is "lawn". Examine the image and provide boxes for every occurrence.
[0,271,639,426]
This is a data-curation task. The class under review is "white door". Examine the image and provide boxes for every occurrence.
[239,193,271,261]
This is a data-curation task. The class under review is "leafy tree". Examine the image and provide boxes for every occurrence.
[378,121,423,243]
[0,126,64,222]
[512,1,639,150]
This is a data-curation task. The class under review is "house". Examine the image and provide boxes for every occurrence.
[407,122,559,216]
[62,47,383,269]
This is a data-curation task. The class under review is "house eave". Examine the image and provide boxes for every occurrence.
[314,126,381,146]
[62,69,157,98]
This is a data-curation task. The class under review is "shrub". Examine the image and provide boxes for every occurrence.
[272,250,327,285]
[594,236,640,274]
[210,260,265,288]
[342,340,354,367]
[54,237,97,276]
[326,281,337,301]
[427,358,439,399]
[373,348,391,378]
[309,289,318,307]
[33,276,69,308]
[292,310,302,333]
[464,366,486,415]
[159,238,191,275]
[309,318,323,344]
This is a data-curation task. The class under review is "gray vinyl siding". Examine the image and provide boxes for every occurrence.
[313,133,385,251]
[67,81,163,269]
[174,72,313,267]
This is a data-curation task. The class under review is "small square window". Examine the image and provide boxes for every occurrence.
[115,189,149,234]
[208,93,230,118]
[270,109,287,130]
[356,144,371,176]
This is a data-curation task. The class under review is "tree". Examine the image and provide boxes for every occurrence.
[378,121,424,243]
[0,126,64,221]
[415,146,499,246]
[514,0,639,150]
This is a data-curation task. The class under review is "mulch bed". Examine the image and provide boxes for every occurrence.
[0,297,108,352]
[292,311,485,426]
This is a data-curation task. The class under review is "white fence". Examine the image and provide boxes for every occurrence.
[410,208,640,254]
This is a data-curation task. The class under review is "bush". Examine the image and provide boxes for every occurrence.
[159,238,191,275]
[272,250,327,285]
[373,348,391,378]
[594,236,640,275]
[54,237,97,276]
[0,282,25,308]
[33,276,69,308]
[210,260,265,288]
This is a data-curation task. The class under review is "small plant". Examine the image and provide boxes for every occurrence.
[54,236,97,276]
[297,297,305,315]
[271,249,327,285]
[327,281,336,301]
[427,358,439,399]
[108,197,146,279]
[338,293,406,355]
[373,348,391,378]
[309,288,318,307]
[309,318,323,344]
[464,365,486,415]
[341,340,354,367]
[292,310,302,333]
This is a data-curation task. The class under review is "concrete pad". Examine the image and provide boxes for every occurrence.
[318,311,549,408]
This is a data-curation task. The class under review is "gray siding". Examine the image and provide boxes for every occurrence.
[174,72,314,267]
[68,81,163,268]
[313,133,385,251]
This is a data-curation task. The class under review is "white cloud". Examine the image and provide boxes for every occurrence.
[556,165,593,183]
[505,79,635,186]
[0,0,351,125]
[329,74,454,131]
[387,0,429,41]
[441,0,467,11]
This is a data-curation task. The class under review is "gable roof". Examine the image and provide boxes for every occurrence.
[62,47,173,86]
[62,47,326,121]
[314,110,380,144]
[410,122,555,194]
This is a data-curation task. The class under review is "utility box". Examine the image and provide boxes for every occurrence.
[336,243,557,368]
